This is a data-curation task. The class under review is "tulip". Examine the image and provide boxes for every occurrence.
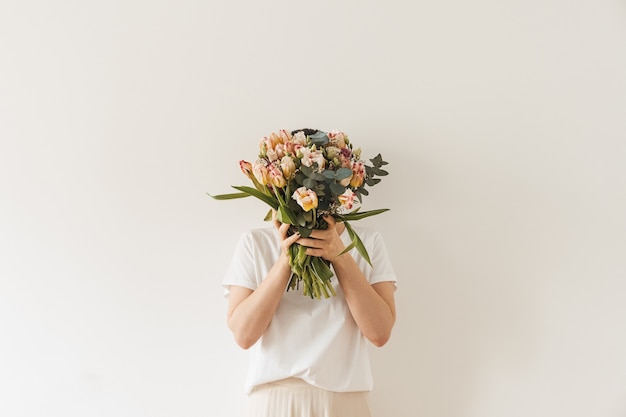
[300,148,326,171]
[292,186,318,212]
[328,131,347,148]
[253,162,269,185]
[278,129,292,143]
[239,160,253,179]
[269,164,286,188]
[350,161,365,188]
[274,144,286,159]
[284,140,295,155]
[266,148,278,162]
[293,131,307,147]
[280,155,296,178]
[338,188,358,210]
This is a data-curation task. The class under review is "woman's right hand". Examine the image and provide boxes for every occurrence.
[272,210,300,260]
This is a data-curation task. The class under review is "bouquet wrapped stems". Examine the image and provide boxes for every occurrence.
[288,243,336,299]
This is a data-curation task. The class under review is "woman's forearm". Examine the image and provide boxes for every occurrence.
[332,253,396,347]
[227,256,292,349]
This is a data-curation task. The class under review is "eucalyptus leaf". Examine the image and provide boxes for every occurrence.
[335,167,353,180]
[329,182,346,196]
[301,165,314,178]
[323,170,336,179]
[309,131,329,146]
[303,178,317,189]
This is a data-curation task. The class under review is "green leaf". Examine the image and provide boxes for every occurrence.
[263,209,273,221]
[329,182,346,196]
[207,192,250,200]
[277,205,298,225]
[309,131,329,146]
[303,178,317,189]
[370,154,387,167]
[231,186,279,209]
[322,170,336,179]
[343,221,373,266]
[298,227,312,238]
[337,208,389,221]
[311,257,334,282]
[301,165,314,178]
[372,167,389,176]
[335,167,352,180]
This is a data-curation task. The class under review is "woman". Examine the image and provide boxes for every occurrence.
[222,208,397,417]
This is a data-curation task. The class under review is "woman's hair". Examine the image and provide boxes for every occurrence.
[290,128,319,136]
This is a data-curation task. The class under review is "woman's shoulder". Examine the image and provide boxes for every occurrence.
[239,225,277,243]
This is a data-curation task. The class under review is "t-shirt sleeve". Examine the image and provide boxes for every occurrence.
[222,231,259,297]
[366,231,398,287]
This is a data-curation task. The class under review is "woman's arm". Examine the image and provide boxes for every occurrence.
[226,221,299,350]
[331,257,396,347]
[296,216,397,347]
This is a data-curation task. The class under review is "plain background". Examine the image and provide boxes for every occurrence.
[1,1,625,416]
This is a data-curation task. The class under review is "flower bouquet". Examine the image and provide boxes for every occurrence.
[210,128,389,299]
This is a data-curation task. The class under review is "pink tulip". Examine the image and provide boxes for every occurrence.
[253,162,270,185]
[328,131,347,148]
[239,160,253,179]
[269,164,286,188]
[280,156,296,178]
[338,189,358,210]
[350,161,365,188]
[278,129,292,143]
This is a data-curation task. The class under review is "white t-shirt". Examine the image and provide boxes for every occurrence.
[222,225,397,394]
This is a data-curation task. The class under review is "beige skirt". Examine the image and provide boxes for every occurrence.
[246,377,372,417]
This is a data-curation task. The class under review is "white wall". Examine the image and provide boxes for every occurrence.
[1,1,625,416]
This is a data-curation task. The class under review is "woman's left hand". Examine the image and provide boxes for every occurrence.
[296,216,346,262]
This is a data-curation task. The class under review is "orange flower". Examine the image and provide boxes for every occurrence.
[292,187,318,212]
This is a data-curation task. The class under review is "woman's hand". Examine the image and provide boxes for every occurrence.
[272,210,300,259]
[296,215,346,262]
